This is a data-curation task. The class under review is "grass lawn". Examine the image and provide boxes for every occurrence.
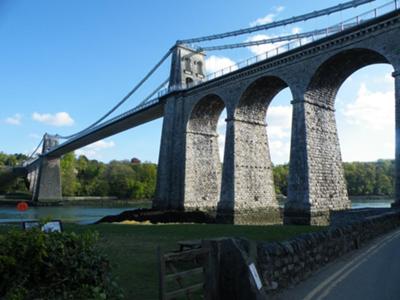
[0,198,325,298]
[59,223,323,299]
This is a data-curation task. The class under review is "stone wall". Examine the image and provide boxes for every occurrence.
[257,210,400,291]
[201,210,400,299]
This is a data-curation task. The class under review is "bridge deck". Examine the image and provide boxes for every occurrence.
[44,101,164,158]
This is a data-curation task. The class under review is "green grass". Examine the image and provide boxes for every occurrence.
[0,223,323,299]
[69,223,322,299]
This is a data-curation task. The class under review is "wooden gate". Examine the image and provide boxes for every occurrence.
[158,244,213,300]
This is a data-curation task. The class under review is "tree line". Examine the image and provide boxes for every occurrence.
[273,159,395,197]
[61,153,157,199]
[0,152,157,199]
[0,152,395,198]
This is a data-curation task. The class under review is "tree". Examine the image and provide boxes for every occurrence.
[61,152,79,196]
[273,164,289,196]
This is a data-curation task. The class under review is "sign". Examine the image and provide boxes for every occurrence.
[42,221,63,233]
[16,201,29,212]
[249,263,263,290]
[23,220,63,233]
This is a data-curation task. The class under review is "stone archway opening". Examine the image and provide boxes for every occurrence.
[217,108,227,163]
[218,76,293,224]
[265,87,292,199]
[336,64,395,205]
[295,48,394,214]
[185,94,226,212]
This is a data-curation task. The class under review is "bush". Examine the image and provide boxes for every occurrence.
[0,229,122,300]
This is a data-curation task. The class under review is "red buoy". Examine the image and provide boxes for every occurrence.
[16,201,29,212]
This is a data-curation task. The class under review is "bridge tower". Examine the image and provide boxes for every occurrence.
[169,44,206,89]
[32,134,62,202]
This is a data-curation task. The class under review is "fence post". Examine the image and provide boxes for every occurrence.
[157,247,166,300]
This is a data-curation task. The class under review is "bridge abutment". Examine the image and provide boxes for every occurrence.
[154,96,186,210]
[285,98,350,225]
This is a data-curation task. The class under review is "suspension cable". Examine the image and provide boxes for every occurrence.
[57,49,173,139]
[197,22,356,51]
[21,137,44,166]
[177,0,375,44]
[135,77,169,108]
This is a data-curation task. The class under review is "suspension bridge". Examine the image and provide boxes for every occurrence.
[5,0,400,225]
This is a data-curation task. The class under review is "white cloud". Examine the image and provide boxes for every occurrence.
[250,13,275,26]
[217,110,227,162]
[269,140,291,163]
[76,140,115,159]
[205,55,237,75]
[246,34,286,56]
[268,126,289,139]
[291,27,301,34]
[372,72,394,85]
[267,105,292,129]
[5,113,22,125]
[218,133,226,162]
[384,73,394,84]
[267,105,292,164]
[32,112,74,127]
[250,6,284,26]
[343,83,394,130]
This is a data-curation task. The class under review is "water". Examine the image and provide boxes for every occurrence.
[0,205,136,224]
[351,198,394,209]
[0,198,394,224]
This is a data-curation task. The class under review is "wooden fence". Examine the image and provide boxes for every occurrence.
[158,243,214,300]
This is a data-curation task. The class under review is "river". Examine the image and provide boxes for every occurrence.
[0,198,394,224]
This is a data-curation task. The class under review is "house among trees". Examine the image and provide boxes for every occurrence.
[131,157,141,164]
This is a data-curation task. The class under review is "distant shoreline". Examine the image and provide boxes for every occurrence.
[0,197,152,207]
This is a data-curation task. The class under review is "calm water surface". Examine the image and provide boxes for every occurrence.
[0,205,137,224]
[0,198,394,224]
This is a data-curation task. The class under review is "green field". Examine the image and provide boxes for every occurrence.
[71,223,322,299]
[0,223,322,299]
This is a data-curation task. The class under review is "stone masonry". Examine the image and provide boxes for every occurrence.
[32,134,62,202]
[218,77,286,224]
[184,95,225,211]
[154,11,400,225]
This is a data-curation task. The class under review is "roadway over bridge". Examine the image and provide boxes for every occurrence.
[9,0,400,225]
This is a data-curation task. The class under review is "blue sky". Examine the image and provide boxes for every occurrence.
[0,0,396,164]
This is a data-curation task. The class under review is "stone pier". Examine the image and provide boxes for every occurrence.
[285,98,349,225]
[32,134,62,202]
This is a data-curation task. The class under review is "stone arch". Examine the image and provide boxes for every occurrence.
[236,76,288,120]
[184,94,226,211]
[306,48,390,107]
[218,75,291,223]
[286,48,394,224]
